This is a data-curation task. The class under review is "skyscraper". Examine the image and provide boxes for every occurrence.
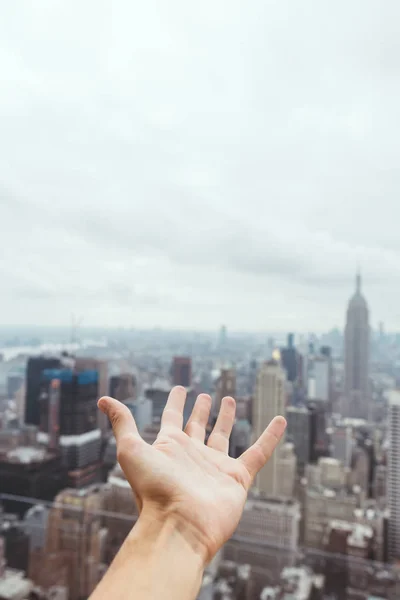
[344,272,370,419]
[281,333,298,383]
[39,368,102,487]
[171,356,192,388]
[253,360,286,496]
[25,356,61,426]
[388,390,400,561]
[286,406,310,469]
[214,368,236,415]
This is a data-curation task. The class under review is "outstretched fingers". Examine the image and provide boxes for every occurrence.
[238,416,287,485]
[185,393,212,441]
[207,396,236,453]
[160,386,187,431]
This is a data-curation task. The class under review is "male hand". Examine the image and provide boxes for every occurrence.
[99,386,286,564]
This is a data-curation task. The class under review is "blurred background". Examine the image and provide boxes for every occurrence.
[1,1,400,599]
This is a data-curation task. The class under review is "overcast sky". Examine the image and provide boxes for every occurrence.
[1,1,400,332]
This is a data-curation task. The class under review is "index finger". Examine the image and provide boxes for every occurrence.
[238,416,286,484]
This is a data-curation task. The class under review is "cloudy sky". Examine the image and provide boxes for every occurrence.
[1,1,400,331]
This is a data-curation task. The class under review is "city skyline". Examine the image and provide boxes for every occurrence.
[2,1,400,330]
[0,281,399,598]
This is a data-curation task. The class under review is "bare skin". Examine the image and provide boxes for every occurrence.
[90,386,286,600]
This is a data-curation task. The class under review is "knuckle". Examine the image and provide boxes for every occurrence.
[109,404,130,428]
[184,421,196,436]
[253,443,269,467]
[109,408,122,428]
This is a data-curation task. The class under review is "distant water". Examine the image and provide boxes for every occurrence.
[0,340,107,362]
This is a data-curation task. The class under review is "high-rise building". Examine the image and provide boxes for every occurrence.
[75,358,108,434]
[307,401,330,462]
[40,369,98,437]
[225,496,300,598]
[39,368,102,487]
[349,445,370,494]
[229,419,251,459]
[144,379,170,424]
[286,406,310,469]
[253,361,286,496]
[281,333,298,383]
[373,464,387,502]
[104,464,138,562]
[313,356,330,402]
[304,485,364,550]
[0,446,64,516]
[344,273,370,419]
[330,425,354,468]
[388,390,400,562]
[232,495,301,551]
[124,396,152,432]
[25,356,61,426]
[276,443,297,498]
[109,373,136,402]
[214,368,236,415]
[42,486,108,600]
[171,357,192,388]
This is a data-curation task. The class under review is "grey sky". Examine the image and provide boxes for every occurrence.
[1,1,400,331]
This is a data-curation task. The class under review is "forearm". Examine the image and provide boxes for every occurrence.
[91,510,205,600]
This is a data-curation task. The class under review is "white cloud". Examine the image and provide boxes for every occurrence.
[1,0,400,330]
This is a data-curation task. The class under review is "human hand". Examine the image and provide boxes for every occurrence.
[98,386,286,564]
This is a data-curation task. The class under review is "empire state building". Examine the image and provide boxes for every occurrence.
[344,272,370,419]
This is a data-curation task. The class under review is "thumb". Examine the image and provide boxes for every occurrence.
[98,396,140,442]
[98,396,147,508]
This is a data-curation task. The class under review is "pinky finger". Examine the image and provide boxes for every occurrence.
[238,416,286,486]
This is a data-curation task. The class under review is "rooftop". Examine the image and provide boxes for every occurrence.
[0,568,33,599]
[3,446,50,464]
[246,495,299,512]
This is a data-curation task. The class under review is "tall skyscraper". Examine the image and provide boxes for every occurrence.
[75,358,108,434]
[214,368,236,415]
[344,272,370,419]
[281,333,298,382]
[312,356,330,402]
[286,406,310,469]
[388,390,400,561]
[253,360,286,496]
[39,368,102,487]
[25,356,61,426]
[171,356,192,388]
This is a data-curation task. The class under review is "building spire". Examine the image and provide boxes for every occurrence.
[356,267,361,293]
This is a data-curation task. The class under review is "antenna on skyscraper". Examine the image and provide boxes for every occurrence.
[356,264,362,293]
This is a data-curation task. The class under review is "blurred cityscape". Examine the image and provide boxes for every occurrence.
[0,273,399,599]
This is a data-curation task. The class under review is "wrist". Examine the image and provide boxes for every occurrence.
[91,506,205,600]
[130,505,209,569]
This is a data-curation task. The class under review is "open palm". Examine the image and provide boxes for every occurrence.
[99,386,286,562]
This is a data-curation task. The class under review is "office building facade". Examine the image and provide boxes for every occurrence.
[253,361,286,496]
